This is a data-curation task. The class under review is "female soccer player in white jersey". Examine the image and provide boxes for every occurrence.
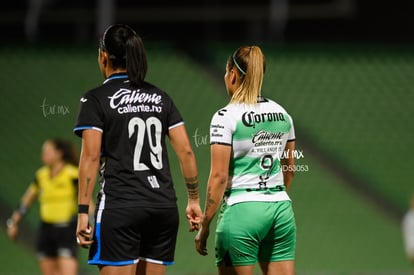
[73,24,202,275]
[195,46,296,275]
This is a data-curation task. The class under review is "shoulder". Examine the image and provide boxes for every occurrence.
[212,103,242,118]
[63,164,79,178]
[264,98,287,111]
[78,85,105,104]
[210,104,241,131]
[36,166,49,177]
[264,98,294,120]
[142,82,174,101]
[33,166,49,184]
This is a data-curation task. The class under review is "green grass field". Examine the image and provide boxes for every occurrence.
[0,43,412,274]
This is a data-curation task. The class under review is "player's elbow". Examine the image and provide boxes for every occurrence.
[210,171,228,186]
[177,146,196,164]
[81,151,100,164]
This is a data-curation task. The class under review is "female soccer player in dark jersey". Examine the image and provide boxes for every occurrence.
[195,46,297,275]
[74,24,202,275]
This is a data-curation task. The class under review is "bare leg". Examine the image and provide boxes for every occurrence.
[39,258,58,275]
[99,264,138,275]
[57,257,78,275]
[218,262,255,275]
[259,260,295,275]
[136,261,167,275]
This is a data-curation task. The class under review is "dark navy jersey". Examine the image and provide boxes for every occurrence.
[74,73,183,209]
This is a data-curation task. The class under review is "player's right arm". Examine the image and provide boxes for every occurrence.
[195,109,232,256]
[76,129,102,247]
[7,184,37,241]
[195,143,231,256]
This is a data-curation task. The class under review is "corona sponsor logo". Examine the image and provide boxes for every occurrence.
[241,111,286,128]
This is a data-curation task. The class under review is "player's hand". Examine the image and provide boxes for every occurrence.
[195,225,209,256]
[6,218,19,241]
[186,202,202,232]
[187,215,200,232]
[76,214,93,248]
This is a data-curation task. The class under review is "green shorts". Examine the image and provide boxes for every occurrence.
[215,200,296,267]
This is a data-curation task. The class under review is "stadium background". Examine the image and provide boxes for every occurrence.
[0,1,413,274]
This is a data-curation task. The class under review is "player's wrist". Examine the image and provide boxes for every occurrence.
[17,204,28,216]
[6,218,17,229]
[78,204,89,214]
[187,197,200,203]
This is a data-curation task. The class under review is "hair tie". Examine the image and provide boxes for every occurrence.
[232,51,246,75]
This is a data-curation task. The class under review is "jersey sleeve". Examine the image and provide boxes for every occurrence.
[210,108,233,146]
[67,165,79,185]
[287,114,296,141]
[73,92,104,137]
[29,175,39,196]
[166,95,184,130]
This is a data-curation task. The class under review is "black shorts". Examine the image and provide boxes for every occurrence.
[36,219,78,259]
[88,206,179,266]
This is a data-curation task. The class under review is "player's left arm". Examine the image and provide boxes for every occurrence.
[169,124,201,232]
[281,140,295,191]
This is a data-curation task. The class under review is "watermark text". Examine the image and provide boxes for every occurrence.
[40,98,70,118]
[192,128,208,148]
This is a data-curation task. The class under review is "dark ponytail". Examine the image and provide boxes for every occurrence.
[125,34,147,88]
[50,138,79,166]
[99,24,147,88]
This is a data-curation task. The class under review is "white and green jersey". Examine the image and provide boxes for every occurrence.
[210,97,295,205]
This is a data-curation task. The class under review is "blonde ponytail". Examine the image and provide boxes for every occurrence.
[230,46,266,105]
